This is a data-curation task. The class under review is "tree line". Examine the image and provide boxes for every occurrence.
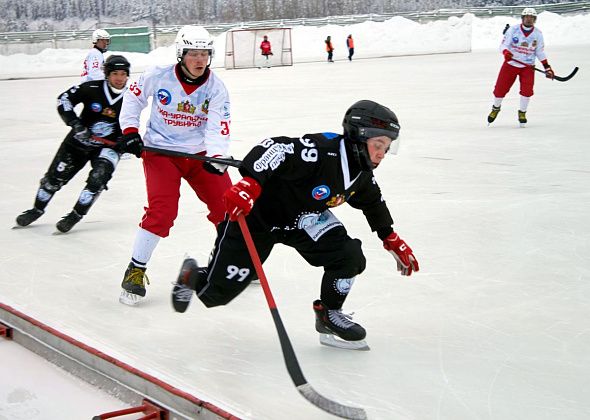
[0,0,568,32]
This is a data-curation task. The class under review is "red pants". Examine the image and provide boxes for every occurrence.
[493,62,535,98]
[139,151,232,237]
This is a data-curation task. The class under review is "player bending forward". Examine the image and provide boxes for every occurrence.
[16,55,134,233]
[171,100,419,350]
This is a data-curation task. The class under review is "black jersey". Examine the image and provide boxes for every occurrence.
[240,132,394,237]
[57,80,126,146]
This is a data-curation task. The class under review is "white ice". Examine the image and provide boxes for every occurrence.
[1,12,589,420]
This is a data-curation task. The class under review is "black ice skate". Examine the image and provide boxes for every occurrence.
[518,110,527,127]
[119,263,150,306]
[55,210,82,233]
[171,258,199,313]
[313,300,369,351]
[15,208,44,227]
[487,105,501,124]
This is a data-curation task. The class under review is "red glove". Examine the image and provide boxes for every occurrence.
[383,232,419,276]
[502,49,513,61]
[223,177,262,221]
[544,67,555,79]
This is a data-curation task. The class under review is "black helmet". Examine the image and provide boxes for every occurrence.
[342,100,400,171]
[103,55,130,77]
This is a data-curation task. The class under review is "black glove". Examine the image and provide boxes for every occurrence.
[203,155,232,175]
[68,119,92,148]
[116,132,143,158]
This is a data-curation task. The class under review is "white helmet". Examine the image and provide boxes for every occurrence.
[521,8,538,17]
[175,26,215,60]
[92,29,111,43]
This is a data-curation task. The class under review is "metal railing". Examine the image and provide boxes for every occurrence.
[1,1,589,45]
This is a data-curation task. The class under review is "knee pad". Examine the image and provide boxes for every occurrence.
[341,238,366,275]
[40,176,63,193]
[86,158,115,192]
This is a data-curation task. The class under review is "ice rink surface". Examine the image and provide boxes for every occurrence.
[1,45,589,419]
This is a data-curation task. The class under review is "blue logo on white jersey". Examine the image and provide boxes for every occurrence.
[157,89,172,105]
[312,185,330,200]
[91,102,102,112]
[512,36,519,44]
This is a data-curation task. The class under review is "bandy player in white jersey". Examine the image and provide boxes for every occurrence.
[487,8,555,127]
[80,29,110,82]
[117,25,233,306]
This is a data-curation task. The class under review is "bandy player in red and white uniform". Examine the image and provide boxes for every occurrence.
[80,29,110,83]
[487,8,555,126]
[117,25,233,305]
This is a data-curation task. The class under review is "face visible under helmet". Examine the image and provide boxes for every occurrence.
[342,100,400,171]
[175,26,215,63]
[103,55,130,77]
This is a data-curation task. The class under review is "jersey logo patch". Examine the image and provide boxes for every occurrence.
[253,143,294,172]
[91,102,102,112]
[312,185,330,200]
[157,89,172,105]
[201,98,210,114]
[177,100,196,114]
[101,107,116,118]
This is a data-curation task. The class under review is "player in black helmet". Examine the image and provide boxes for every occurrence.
[171,100,419,350]
[15,54,138,233]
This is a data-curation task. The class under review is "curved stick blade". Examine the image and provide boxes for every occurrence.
[298,383,368,420]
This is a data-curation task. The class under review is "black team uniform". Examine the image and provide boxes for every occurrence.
[16,55,131,233]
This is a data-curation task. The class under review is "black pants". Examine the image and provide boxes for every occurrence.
[348,48,354,61]
[196,218,366,309]
[33,133,118,215]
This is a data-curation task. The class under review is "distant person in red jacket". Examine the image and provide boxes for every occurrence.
[260,35,273,68]
[346,34,354,61]
[325,36,334,62]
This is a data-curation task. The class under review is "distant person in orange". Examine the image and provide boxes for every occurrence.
[346,34,354,61]
[325,36,334,62]
[260,35,273,68]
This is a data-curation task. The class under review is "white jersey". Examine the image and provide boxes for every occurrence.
[80,47,105,82]
[500,24,547,68]
[119,64,231,157]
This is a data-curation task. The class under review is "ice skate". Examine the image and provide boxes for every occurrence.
[313,300,370,351]
[487,105,501,125]
[15,208,44,227]
[55,210,82,233]
[518,110,527,127]
[171,258,199,313]
[119,263,149,306]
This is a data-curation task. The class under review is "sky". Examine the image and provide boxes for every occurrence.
[1,11,589,420]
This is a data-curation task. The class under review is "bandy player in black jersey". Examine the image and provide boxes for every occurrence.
[172,100,420,350]
[15,55,141,233]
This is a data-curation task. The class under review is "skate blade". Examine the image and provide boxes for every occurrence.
[519,123,526,128]
[319,333,370,351]
[119,290,144,306]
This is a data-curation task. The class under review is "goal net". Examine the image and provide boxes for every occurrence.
[225,28,293,70]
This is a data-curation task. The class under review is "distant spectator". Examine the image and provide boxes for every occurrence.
[325,36,334,62]
[346,34,354,61]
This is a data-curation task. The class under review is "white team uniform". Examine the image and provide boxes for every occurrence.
[80,48,105,82]
[119,64,231,157]
[501,24,547,67]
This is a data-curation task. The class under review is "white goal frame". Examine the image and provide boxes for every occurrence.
[224,27,293,70]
